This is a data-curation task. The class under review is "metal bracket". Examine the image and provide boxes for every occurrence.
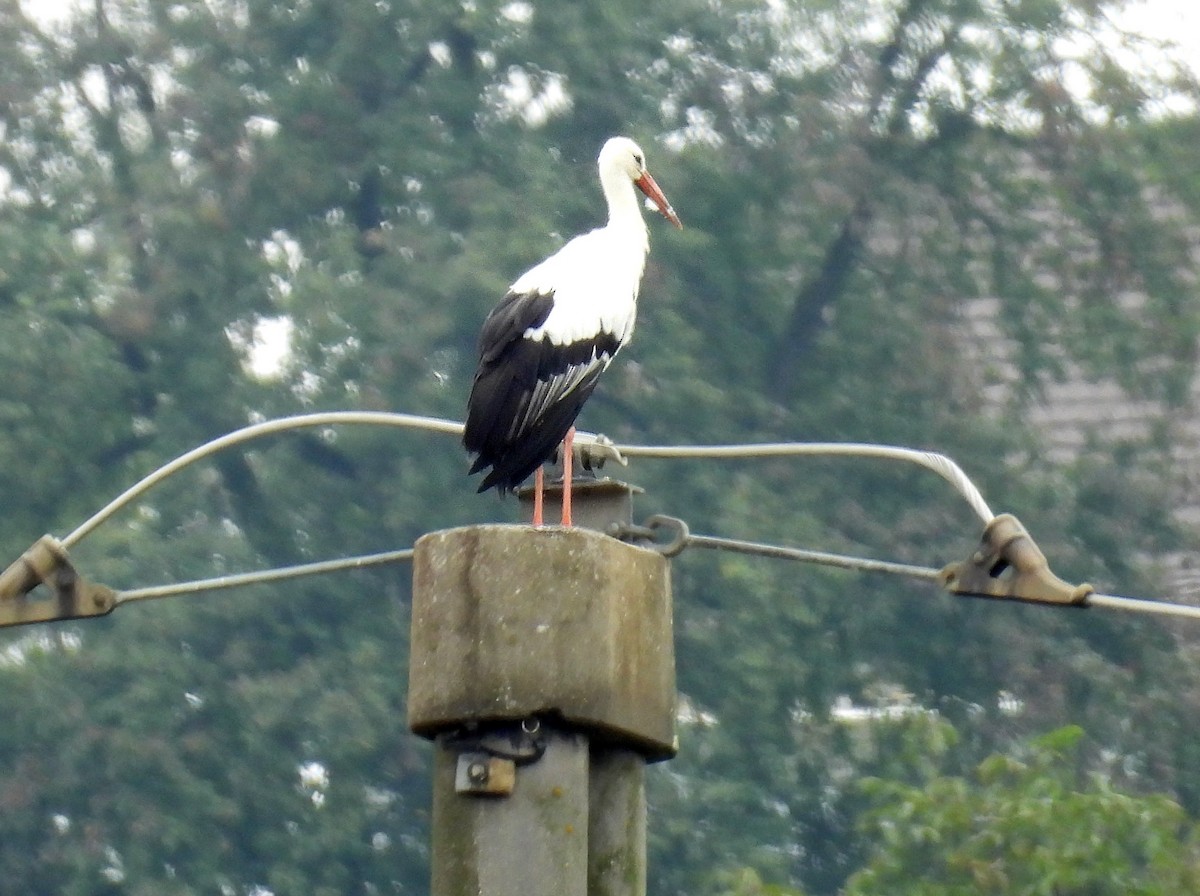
[0,535,118,628]
[443,717,548,797]
[569,432,628,471]
[940,513,1093,607]
[454,753,518,796]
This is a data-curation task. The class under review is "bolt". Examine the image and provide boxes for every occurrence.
[466,761,489,785]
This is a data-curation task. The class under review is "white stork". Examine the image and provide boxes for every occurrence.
[463,136,681,526]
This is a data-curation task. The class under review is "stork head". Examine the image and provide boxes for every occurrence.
[598,136,682,229]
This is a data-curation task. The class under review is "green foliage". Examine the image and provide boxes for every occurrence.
[719,866,808,896]
[847,726,1200,895]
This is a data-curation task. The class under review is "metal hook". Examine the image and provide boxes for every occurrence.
[641,515,690,557]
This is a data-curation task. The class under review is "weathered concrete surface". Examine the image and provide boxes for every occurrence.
[409,525,675,759]
[588,749,647,896]
[431,729,590,896]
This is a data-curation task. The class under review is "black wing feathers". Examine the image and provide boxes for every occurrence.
[477,290,554,363]
[464,290,622,493]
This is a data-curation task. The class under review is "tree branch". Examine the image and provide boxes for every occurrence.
[766,199,874,402]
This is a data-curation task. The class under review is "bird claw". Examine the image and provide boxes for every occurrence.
[567,431,627,471]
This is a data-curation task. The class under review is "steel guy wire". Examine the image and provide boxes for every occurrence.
[115,547,415,606]
[618,516,1200,621]
[105,518,1200,622]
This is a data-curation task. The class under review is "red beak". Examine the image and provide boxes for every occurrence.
[635,171,682,229]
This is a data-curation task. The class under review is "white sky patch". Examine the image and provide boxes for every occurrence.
[298,760,328,789]
[501,1,533,24]
[1116,1,1200,47]
[1107,2,1200,114]
[297,760,329,808]
[226,312,294,381]
[247,315,294,379]
[664,106,724,152]
[495,67,573,127]
[101,846,125,884]
[1042,2,1200,120]
[830,694,936,724]
[20,0,83,26]
[0,630,82,668]
[997,690,1025,716]
[245,115,280,138]
[71,226,97,255]
[78,65,111,114]
[262,230,304,272]
[428,41,452,68]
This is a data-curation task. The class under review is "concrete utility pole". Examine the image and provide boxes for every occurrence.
[408,480,675,896]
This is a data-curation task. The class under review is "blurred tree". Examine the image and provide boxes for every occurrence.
[1,0,1200,893]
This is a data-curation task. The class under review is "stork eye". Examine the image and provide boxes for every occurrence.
[633,153,644,168]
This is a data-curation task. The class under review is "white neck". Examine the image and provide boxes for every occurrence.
[600,167,648,240]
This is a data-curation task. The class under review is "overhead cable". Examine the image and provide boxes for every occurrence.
[62,412,464,549]
[610,440,994,524]
[61,415,994,550]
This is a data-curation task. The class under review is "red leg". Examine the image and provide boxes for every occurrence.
[532,466,544,527]
[561,426,574,527]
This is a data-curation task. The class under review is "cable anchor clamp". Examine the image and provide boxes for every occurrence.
[939,513,1093,607]
[0,535,117,628]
